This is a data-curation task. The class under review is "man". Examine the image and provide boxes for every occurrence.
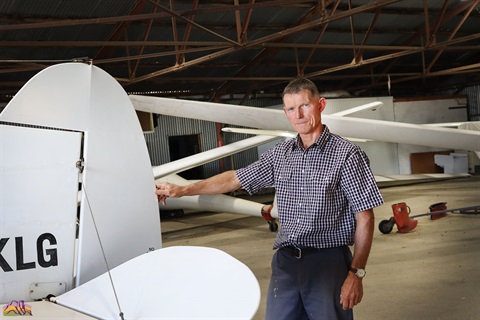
[156,77,384,320]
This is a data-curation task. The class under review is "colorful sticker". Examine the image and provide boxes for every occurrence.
[3,300,33,316]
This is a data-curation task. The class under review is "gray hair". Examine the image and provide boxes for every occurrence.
[282,77,321,98]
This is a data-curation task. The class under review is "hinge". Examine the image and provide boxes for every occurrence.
[76,158,84,173]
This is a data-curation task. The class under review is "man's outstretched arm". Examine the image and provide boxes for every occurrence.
[155,170,241,205]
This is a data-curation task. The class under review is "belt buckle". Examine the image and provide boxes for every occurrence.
[293,247,302,259]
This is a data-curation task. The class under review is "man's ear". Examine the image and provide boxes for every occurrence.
[318,97,326,112]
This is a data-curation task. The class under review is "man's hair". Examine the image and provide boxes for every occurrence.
[282,77,320,98]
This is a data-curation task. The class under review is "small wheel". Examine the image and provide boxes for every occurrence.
[268,221,278,232]
[160,209,184,219]
[379,219,394,234]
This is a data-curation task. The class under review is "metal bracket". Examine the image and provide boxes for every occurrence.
[76,158,84,173]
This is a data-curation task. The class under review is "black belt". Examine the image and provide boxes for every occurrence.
[280,246,319,259]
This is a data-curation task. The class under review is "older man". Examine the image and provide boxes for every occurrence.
[156,77,384,320]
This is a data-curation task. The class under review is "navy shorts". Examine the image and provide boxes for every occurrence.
[265,246,353,320]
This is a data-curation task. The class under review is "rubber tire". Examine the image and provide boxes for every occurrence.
[379,219,394,234]
[268,221,278,232]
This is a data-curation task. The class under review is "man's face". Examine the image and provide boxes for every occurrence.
[283,89,326,135]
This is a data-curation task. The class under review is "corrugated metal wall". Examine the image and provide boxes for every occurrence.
[145,115,217,177]
[455,84,480,121]
[144,113,266,178]
[423,83,480,121]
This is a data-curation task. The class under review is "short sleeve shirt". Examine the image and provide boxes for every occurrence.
[236,125,384,249]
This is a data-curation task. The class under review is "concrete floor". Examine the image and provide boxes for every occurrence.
[161,175,480,320]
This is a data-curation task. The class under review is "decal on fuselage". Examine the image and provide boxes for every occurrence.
[2,300,33,316]
[0,233,58,272]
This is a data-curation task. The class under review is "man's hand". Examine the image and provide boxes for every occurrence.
[340,272,364,310]
[155,182,182,205]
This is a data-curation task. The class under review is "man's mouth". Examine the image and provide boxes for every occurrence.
[295,121,308,126]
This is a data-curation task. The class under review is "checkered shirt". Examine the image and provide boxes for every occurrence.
[236,125,384,249]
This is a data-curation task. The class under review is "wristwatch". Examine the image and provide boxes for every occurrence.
[349,267,366,278]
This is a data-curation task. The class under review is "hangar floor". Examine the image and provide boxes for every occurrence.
[160,176,480,320]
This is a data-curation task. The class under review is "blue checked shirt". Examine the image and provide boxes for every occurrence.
[236,125,384,249]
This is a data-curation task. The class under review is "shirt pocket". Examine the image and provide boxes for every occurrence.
[277,164,293,182]
[275,165,294,193]
[275,165,294,208]
[310,170,340,194]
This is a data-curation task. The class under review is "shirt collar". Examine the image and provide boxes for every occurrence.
[292,125,330,151]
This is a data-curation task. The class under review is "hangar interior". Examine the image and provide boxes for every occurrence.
[1,0,479,101]
[1,1,479,319]
[1,0,479,175]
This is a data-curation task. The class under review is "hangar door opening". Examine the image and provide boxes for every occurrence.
[168,134,204,180]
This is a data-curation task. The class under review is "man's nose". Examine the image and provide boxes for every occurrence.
[295,107,303,117]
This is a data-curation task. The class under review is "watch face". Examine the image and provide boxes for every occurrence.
[356,269,366,278]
